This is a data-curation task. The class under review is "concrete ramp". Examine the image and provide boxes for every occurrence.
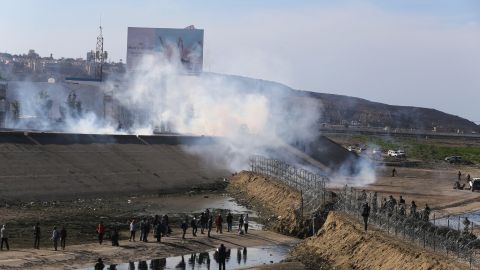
[0,132,227,200]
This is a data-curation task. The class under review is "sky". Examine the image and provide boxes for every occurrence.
[1,0,479,122]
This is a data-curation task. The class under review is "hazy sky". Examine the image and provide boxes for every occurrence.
[1,0,479,122]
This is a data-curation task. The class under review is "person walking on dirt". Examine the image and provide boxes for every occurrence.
[226,212,233,232]
[162,215,171,236]
[111,227,119,246]
[191,216,198,237]
[96,221,105,245]
[154,221,163,242]
[139,218,146,241]
[144,219,151,242]
[238,215,244,234]
[218,243,227,270]
[51,226,59,251]
[392,167,397,177]
[60,226,67,250]
[0,225,9,251]
[215,214,223,234]
[458,171,462,181]
[207,214,214,238]
[200,212,207,234]
[33,222,41,249]
[244,214,249,234]
[129,219,136,242]
[181,218,188,240]
[361,202,370,231]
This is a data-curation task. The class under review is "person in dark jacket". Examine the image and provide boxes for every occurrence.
[361,202,370,231]
[33,222,41,249]
[111,227,119,246]
[60,226,67,250]
[154,221,163,242]
[94,258,105,270]
[226,212,233,232]
[215,214,223,234]
[181,218,188,240]
[207,215,213,238]
[191,216,198,237]
[238,215,244,234]
[200,212,207,234]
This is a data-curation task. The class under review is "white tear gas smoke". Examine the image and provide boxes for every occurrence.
[112,53,322,171]
[5,52,377,186]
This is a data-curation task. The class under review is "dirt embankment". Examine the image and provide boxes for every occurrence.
[231,171,468,270]
[228,171,305,236]
[291,211,468,270]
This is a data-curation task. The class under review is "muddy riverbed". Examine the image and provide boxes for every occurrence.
[0,191,262,249]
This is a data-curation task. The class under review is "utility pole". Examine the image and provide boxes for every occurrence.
[95,22,105,81]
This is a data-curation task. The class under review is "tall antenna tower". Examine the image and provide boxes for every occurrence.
[95,20,105,81]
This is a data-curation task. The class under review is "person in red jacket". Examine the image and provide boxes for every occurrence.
[215,214,223,234]
[96,222,105,244]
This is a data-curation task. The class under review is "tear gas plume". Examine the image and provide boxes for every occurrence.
[5,52,377,186]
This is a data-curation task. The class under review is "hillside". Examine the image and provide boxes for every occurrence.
[208,73,479,133]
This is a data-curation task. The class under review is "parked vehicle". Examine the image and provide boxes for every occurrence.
[396,150,406,158]
[470,178,480,192]
[444,156,463,164]
[388,150,406,158]
[387,150,397,157]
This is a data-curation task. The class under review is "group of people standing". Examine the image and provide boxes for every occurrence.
[358,190,432,231]
[180,210,250,239]
[0,210,252,253]
[122,210,250,244]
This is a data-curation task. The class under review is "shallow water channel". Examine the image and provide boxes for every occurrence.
[78,244,291,270]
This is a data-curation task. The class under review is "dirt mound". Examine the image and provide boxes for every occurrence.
[291,211,468,270]
[228,171,305,236]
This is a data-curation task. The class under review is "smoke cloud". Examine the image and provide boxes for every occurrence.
[4,51,377,185]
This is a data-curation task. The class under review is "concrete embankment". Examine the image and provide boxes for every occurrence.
[230,171,468,270]
[0,132,228,200]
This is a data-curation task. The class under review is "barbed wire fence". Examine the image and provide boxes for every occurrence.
[249,155,480,268]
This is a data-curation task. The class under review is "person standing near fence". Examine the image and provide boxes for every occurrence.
[361,202,370,231]
[423,204,431,222]
[410,201,417,218]
[33,222,41,249]
[371,192,378,213]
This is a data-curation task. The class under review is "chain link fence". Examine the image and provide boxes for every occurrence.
[249,155,480,268]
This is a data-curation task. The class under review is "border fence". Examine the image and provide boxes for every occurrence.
[249,155,480,268]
